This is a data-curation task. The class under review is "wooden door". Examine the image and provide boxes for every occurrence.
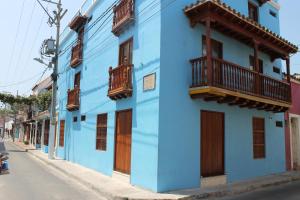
[54,121,57,147]
[201,111,225,177]
[119,38,133,65]
[44,119,50,146]
[114,109,132,174]
[59,120,65,147]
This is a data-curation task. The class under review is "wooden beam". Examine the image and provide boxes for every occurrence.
[217,96,236,104]
[253,40,259,72]
[189,86,291,108]
[239,100,255,108]
[210,13,290,58]
[286,57,291,83]
[206,18,213,86]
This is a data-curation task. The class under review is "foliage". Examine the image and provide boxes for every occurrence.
[0,90,52,113]
[35,90,52,111]
[0,93,35,106]
[0,108,13,118]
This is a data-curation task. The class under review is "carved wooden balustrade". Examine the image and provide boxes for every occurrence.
[67,86,80,111]
[190,56,291,112]
[112,0,134,36]
[108,64,133,100]
[70,42,83,68]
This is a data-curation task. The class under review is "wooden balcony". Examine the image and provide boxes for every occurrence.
[112,0,134,36]
[190,56,291,112]
[108,64,133,100]
[67,87,80,111]
[69,15,88,32]
[70,42,83,68]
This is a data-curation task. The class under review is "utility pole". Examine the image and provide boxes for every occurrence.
[37,0,67,159]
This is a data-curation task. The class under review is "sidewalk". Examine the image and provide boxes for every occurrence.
[11,141,300,200]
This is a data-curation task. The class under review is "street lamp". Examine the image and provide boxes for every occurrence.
[33,58,52,68]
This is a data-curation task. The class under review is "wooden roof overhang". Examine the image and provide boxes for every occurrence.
[184,0,298,59]
[258,0,271,6]
[69,15,88,32]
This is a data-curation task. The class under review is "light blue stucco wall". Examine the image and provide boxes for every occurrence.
[157,0,285,192]
[57,0,287,193]
[42,145,48,154]
[58,0,161,191]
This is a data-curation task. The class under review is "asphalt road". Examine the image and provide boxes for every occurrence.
[218,181,300,200]
[2,140,300,200]
[0,141,105,200]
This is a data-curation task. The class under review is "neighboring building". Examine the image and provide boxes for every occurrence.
[21,77,52,150]
[22,105,35,144]
[5,119,14,136]
[15,110,27,142]
[32,76,52,152]
[57,0,298,192]
[32,76,52,96]
[285,74,300,171]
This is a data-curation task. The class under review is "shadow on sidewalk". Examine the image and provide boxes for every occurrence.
[7,150,26,153]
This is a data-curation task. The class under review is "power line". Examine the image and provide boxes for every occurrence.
[57,0,172,82]
[12,0,37,82]
[22,67,51,95]
[59,0,161,57]
[0,71,47,88]
[5,0,27,84]
[58,0,121,56]
[18,2,48,81]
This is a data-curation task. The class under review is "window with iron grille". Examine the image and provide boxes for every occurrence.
[96,114,107,151]
[253,117,265,159]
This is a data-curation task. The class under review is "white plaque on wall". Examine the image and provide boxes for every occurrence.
[143,73,156,91]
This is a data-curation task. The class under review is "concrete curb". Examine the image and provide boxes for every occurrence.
[10,141,300,200]
[180,175,300,200]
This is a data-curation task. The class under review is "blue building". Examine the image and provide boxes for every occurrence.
[56,0,298,192]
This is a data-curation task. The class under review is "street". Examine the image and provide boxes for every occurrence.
[218,181,300,200]
[1,140,300,200]
[0,141,104,200]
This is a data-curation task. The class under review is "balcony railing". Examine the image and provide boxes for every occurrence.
[67,87,80,111]
[108,64,133,100]
[70,42,83,68]
[190,56,291,104]
[112,0,134,36]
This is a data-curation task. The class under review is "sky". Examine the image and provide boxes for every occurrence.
[0,0,299,96]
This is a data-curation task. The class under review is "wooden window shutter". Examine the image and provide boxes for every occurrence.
[253,117,265,159]
[59,120,65,147]
[119,38,133,65]
[249,55,263,73]
[202,36,223,59]
[74,72,81,88]
[78,28,84,44]
[96,114,108,151]
[248,2,258,22]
